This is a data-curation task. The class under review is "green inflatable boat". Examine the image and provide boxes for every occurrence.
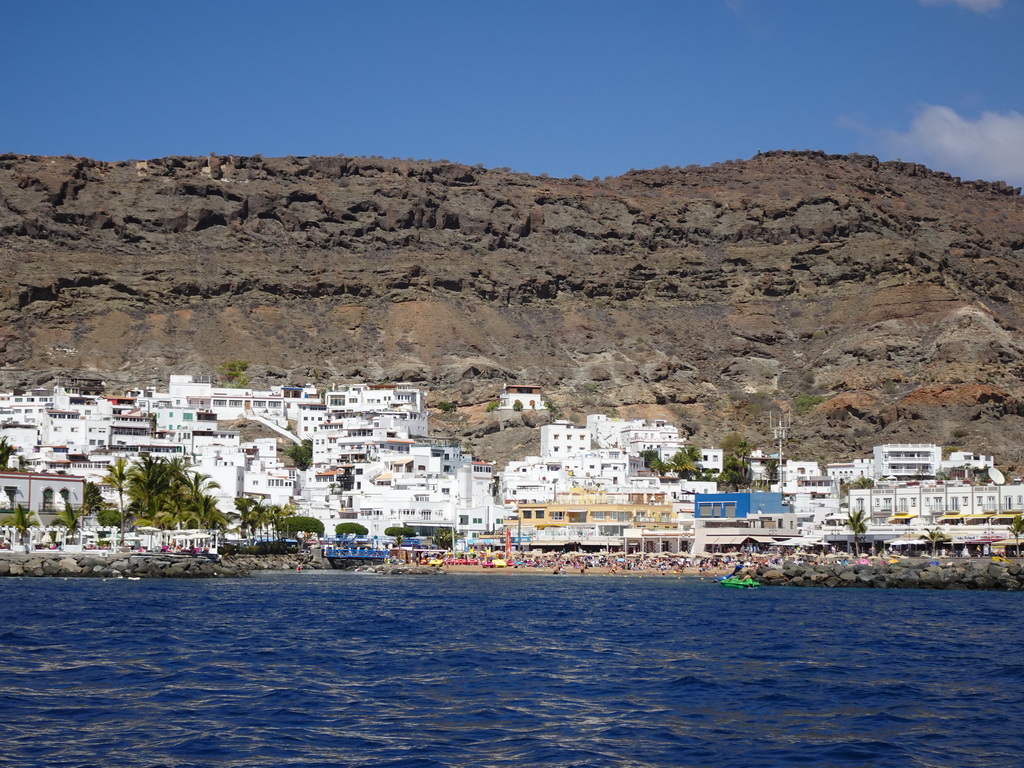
[719,576,760,589]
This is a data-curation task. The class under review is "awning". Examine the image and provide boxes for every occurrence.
[937,514,966,520]
[772,536,824,546]
[965,514,993,520]
[888,513,917,519]
[703,534,775,545]
[991,539,1024,547]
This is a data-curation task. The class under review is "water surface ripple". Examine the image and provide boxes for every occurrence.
[2,572,1021,767]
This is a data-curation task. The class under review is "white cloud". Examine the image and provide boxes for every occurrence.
[919,0,1004,11]
[884,105,1024,186]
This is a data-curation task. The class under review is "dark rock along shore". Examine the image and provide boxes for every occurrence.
[0,552,444,578]
[756,559,1024,590]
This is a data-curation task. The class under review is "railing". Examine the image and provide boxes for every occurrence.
[324,547,389,560]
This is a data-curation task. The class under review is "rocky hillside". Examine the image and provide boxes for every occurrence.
[1,150,1023,469]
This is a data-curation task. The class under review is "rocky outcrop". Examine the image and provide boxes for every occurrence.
[222,552,329,571]
[351,563,444,575]
[0,552,246,578]
[756,559,1024,590]
[3,150,1024,468]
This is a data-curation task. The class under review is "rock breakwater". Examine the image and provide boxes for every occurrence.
[0,552,246,578]
[351,563,444,576]
[223,553,329,572]
[756,559,1024,590]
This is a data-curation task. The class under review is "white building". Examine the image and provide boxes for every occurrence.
[825,458,874,485]
[540,420,591,458]
[499,384,544,411]
[873,444,942,480]
[323,383,428,436]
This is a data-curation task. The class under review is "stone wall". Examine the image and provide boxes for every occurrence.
[0,552,246,578]
[756,559,1024,590]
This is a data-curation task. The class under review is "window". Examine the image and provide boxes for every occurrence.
[229,400,243,408]
[213,399,227,407]
[522,510,532,519]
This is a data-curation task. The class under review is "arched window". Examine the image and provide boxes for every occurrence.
[42,488,55,512]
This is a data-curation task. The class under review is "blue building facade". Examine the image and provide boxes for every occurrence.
[693,491,786,519]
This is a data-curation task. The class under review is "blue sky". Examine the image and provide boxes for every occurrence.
[4,0,1023,184]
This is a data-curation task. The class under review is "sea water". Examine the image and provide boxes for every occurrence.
[1,571,1022,768]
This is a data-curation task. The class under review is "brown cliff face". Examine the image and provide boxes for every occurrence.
[1,150,1023,468]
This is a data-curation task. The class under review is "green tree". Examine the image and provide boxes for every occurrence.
[384,525,415,547]
[97,506,122,528]
[845,509,868,556]
[920,527,949,558]
[435,526,458,550]
[436,401,458,413]
[82,481,105,519]
[718,455,747,491]
[186,494,233,544]
[763,458,779,485]
[1009,514,1024,557]
[127,454,176,523]
[1,505,39,552]
[279,515,325,538]
[103,458,131,545]
[667,446,702,480]
[285,439,313,471]
[218,360,250,387]
[335,522,368,537]
[0,437,17,471]
[640,449,667,476]
[55,502,81,547]
[794,394,825,415]
[234,497,263,544]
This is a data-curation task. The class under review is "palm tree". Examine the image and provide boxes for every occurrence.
[667,446,702,480]
[103,458,130,546]
[127,454,174,522]
[385,526,414,547]
[733,439,753,483]
[1008,514,1024,558]
[845,509,868,556]
[234,497,256,543]
[920,527,949,558]
[181,471,221,503]
[285,439,313,471]
[1,505,39,552]
[55,502,81,547]
[190,494,233,548]
[0,437,17,471]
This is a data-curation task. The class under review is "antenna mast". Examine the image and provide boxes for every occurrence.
[771,411,791,491]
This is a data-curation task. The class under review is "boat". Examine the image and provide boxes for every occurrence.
[719,576,760,589]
